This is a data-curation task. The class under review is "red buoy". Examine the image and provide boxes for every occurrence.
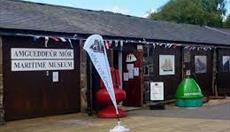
[96,68,127,118]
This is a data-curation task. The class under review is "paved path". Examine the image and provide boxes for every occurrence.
[0,99,229,132]
[131,102,230,120]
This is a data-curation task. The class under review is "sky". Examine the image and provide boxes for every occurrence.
[23,0,170,17]
[25,0,230,18]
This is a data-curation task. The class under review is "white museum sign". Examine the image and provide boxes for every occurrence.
[11,48,74,71]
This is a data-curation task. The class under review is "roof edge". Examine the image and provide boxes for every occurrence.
[1,27,230,47]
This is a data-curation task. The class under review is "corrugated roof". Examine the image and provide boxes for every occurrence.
[0,0,230,45]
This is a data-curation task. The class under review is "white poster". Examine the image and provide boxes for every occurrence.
[83,34,118,114]
[223,56,230,72]
[195,55,207,74]
[159,55,175,75]
[11,48,74,71]
[127,64,134,70]
[134,67,139,76]
[137,45,143,50]
[150,82,164,101]
[123,72,129,81]
[128,69,134,79]
[52,72,59,82]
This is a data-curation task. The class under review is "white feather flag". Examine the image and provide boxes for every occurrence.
[83,34,119,114]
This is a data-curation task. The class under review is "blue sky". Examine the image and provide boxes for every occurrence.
[23,0,171,17]
[25,0,230,17]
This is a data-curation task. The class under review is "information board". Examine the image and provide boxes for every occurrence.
[150,82,164,101]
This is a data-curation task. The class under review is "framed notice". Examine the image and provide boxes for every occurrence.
[150,82,164,101]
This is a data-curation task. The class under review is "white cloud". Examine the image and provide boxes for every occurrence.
[143,9,156,18]
[223,15,227,21]
[105,5,130,15]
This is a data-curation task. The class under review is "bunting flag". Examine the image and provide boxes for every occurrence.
[105,40,109,49]
[83,34,119,115]
[164,43,172,48]
[33,36,40,41]
[73,34,78,39]
[115,40,119,47]
[105,40,112,49]
[164,43,168,48]
[44,36,49,47]
[172,44,178,48]
[109,40,113,48]
[51,37,59,42]
[152,43,156,48]
[120,40,123,47]
[32,36,40,44]
[19,33,218,51]
[59,37,67,42]
[68,39,73,48]
[177,44,182,47]
[184,46,189,49]
[168,44,173,48]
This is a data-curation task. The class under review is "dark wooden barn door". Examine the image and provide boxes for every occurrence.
[217,48,230,95]
[151,46,182,99]
[122,44,143,107]
[190,50,213,96]
[3,36,80,121]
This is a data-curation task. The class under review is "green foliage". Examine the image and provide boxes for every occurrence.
[149,0,227,27]
[224,15,230,28]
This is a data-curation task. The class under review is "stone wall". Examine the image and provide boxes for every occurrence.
[0,36,4,124]
[80,40,87,112]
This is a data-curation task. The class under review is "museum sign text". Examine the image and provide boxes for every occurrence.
[11,48,74,71]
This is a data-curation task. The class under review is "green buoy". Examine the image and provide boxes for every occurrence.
[175,77,204,107]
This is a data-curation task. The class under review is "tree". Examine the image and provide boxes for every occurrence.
[149,0,227,27]
[223,15,230,28]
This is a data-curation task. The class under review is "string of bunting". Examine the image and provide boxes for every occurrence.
[183,45,213,51]
[32,35,75,48]
[16,33,216,51]
[102,39,214,51]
